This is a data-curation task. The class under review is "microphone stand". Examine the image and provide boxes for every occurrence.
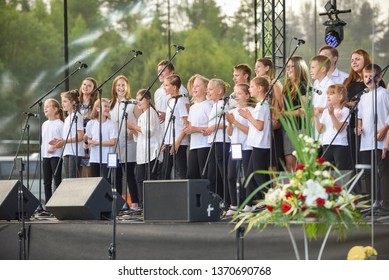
[141,45,184,179]
[260,38,305,170]
[8,114,33,181]
[202,98,228,208]
[152,97,178,179]
[28,63,86,211]
[107,153,118,260]
[15,158,27,259]
[54,111,79,177]
[91,50,142,177]
[108,102,130,209]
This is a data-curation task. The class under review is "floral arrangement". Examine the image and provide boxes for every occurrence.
[233,92,368,240]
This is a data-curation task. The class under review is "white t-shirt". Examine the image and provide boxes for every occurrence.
[188,100,212,150]
[85,119,117,164]
[154,84,189,114]
[164,97,189,145]
[63,112,85,157]
[134,107,163,164]
[358,86,389,151]
[329,67,348,85]
[247,101,271,149]
[110,99,137,162]
[207,99,231,144]
[313,76,335,141]
[42,119,64,158]
[319,107,349,146]
[229,107,254,151]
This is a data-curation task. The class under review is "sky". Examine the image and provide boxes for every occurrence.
[215,0,389,19]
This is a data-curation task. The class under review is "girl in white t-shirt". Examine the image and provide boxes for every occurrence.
[184,75,212,179]
[55,89,84,178]
[42,98,64,205]
[239,76,271,211]
[314,84,352,170]
[84,98,117,180]
[203,78,231,206]
[161,74,189,179]
[225,83,254,216]
[127,89,162,207]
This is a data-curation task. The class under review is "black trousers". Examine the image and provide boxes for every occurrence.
[90,163,109,179]
[187,147,210,179]
[322,145,353,170]
[116,162,139,203]
[207,142,230,206]
[227,150,251,207]
[42,157,62,203]
[161,145,188,179]
[245,147,270,207]
[136,159,158,206]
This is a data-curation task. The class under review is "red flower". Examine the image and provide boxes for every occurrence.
[333,184,342,193]
[266,205,274,212]
[282,202,292,213]
[316,197,326,207]
[298,193,306,201]
[316,157,326,164]
[285,191,294,199]
[296,163,305,170]
[325,186,333,193]
[354,199,359,205]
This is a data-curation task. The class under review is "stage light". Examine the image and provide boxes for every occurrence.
[319,1,350,48]
[325,24,344,47]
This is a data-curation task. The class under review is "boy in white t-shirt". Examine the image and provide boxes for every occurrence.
[357,64,389,213]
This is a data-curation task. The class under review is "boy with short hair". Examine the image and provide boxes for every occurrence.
[357,64,389,214]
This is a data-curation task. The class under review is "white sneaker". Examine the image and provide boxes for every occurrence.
[242,205,253,212]
[130,203,139,211]
[226,209,237,216]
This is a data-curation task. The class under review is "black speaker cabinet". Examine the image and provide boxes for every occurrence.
[0,180,40,220]
[46,177,125,220]
[143,179,220,222]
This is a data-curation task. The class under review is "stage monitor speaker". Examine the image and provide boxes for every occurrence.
[0,180,40,220]
[46,177,125,220]
[143,179,220,222]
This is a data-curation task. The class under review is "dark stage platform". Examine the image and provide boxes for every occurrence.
[1,215,389,260]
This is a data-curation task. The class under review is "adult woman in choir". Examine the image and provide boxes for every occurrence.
[110,75,141,210]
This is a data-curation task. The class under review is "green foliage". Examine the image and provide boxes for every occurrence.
[0,0,388,156]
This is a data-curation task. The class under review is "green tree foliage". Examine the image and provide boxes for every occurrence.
[0,0,388,155]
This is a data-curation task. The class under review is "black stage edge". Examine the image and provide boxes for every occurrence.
[1,219,389,260]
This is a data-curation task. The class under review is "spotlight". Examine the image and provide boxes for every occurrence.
[325,22,345,47]
[319,1,350,48]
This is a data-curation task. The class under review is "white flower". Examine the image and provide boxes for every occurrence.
[303,179,329,207]
[314,171,322,176]
[324,200,333,209]
[322,171,331,178]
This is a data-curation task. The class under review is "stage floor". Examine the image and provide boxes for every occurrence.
[1,214,389,260]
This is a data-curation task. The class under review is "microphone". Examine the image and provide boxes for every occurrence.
[78,61,88,68]
[83,134,89,145]
[293,37,305,44]
[173,44,185,51]
[171,94,184,100]
[352,88,369,101]
[132,50,142,56]
[121,100,138,105]
[24,111,39,118]
[222,96,230,102]
[308,86,322,95]
[230,94,236,100]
